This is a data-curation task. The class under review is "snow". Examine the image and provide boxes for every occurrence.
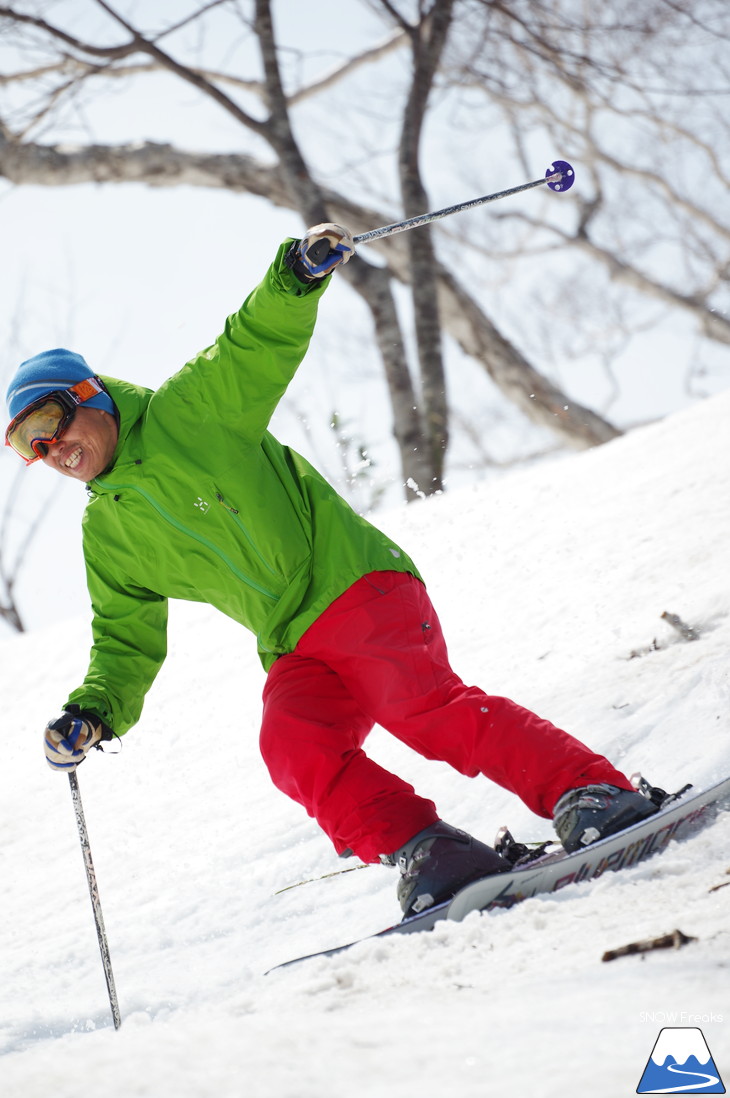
[2,390,730,1097]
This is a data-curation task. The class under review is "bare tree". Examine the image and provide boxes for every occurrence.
[0,466,26,632]
[0,461,55,633]
[0,0,727,503]
[383,0,457,493]
[0,0,624,500]
[1,295,41,633]
[439,0,730,353]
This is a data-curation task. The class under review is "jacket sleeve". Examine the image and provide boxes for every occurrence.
[153,238,330,444]
[64,530,169,735]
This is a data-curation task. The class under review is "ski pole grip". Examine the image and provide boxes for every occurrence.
[304,239,331,266]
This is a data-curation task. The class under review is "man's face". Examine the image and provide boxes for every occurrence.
[41,407,119,481]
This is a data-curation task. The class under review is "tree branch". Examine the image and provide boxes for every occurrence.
[0,26,408,108]
[0,4,140,59]
[0,130,621,448]
[498,209,730,346]
[91,0,267,135]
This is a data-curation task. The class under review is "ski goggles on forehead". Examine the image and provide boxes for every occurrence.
[4,377,107,464]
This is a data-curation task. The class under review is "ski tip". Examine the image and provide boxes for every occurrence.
[546,160,575,192]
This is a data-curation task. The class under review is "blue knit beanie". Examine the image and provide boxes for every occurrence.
[6,348,116,420]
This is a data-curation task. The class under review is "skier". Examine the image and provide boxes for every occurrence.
[5,224,660,919]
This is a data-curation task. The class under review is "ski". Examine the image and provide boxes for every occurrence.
[268,774,730,972]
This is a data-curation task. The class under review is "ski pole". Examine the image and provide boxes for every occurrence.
[352,159,575,245]
[68,770,122,1030]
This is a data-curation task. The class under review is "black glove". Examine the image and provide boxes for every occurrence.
[43,706,114,772]
[285,223,355,283]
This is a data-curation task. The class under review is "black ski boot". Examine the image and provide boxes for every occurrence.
[553,782,661,853]
[383,821,511,919]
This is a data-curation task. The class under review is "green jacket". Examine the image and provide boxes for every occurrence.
[66,240,419,735]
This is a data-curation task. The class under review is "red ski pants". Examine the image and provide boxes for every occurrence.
[260,571,633,863]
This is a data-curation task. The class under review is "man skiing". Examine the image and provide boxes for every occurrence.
[5,224,659,919]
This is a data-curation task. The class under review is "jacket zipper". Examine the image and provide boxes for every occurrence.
[91,480,279,601]
[215,492,280,578]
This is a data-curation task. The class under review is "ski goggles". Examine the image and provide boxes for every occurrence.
[5,377,107,464]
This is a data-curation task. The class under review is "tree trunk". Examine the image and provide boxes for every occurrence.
[437,269,621,446]
[340,261,433,500]
[397,1,456,494]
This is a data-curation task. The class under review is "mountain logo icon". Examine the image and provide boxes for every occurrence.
[637,1027,725,1093]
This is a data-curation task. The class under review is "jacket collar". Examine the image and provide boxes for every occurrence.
[99,374,154,466]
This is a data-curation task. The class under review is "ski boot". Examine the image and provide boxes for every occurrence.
[383,820,511,919]
[553,781,664,853]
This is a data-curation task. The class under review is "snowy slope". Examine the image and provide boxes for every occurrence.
[1,391,729,1098]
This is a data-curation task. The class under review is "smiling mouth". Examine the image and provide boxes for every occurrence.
[64,446,82,470]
